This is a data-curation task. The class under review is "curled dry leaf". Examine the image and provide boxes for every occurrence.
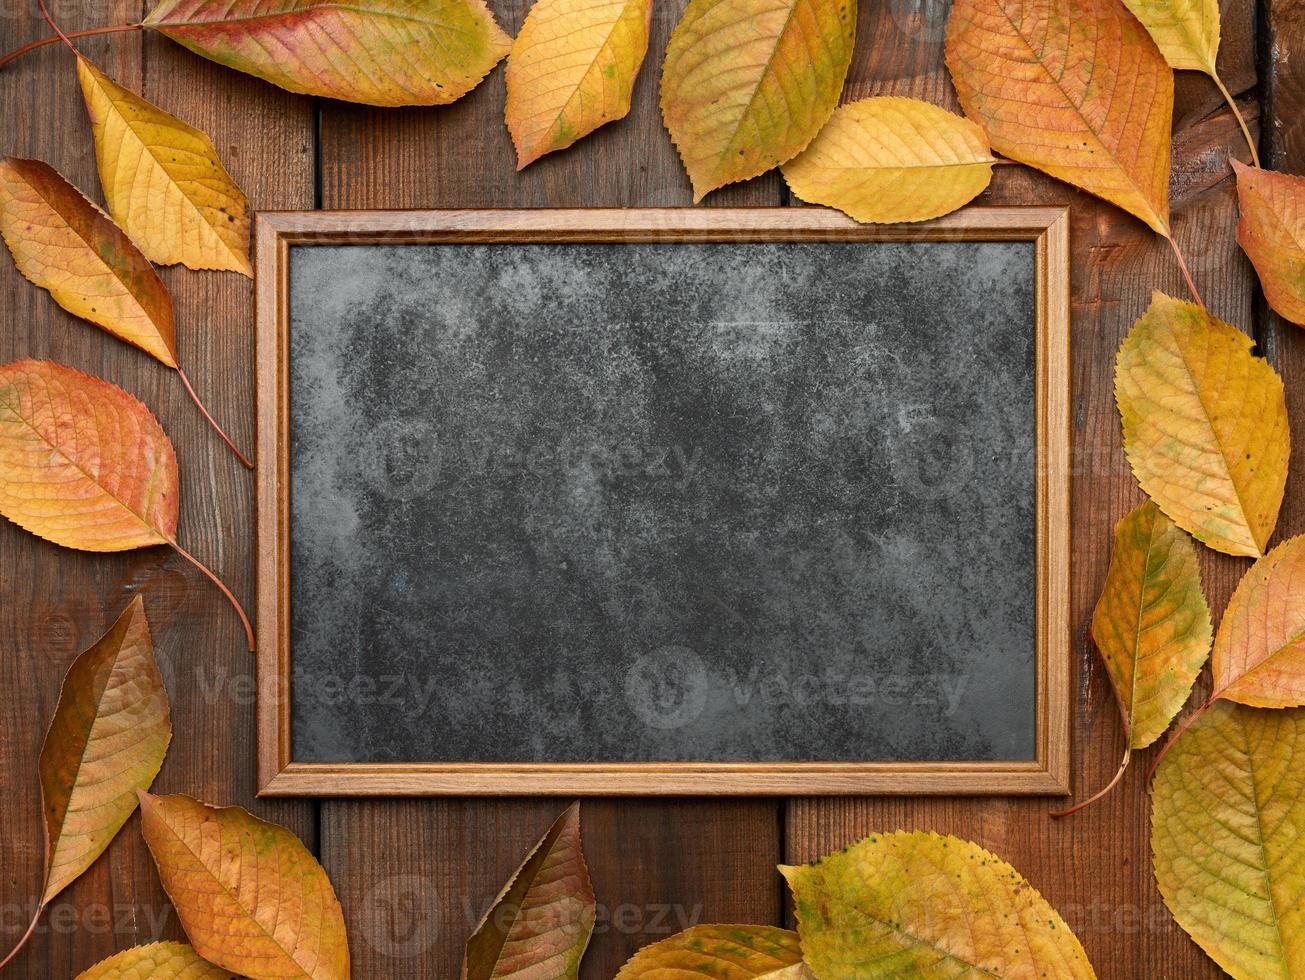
[1151,701,1305,979]
[0,157,176,365]
[138,792,350,980]
[1115,292,1289,558]
[143,0,511,107]
[660,0,856,201]
[464,801,595,980]
[0,359,254,647]
[782,831,1096,978]
[1056,501,1211,816]
[781,97,994,224]
[77,941,233,979]
[615,925,811,978]
[945,0,1174,235]
[1210,534,1305,707]
[1234,160,1305,326]
[506,0,652,169]
[78,57,251,276]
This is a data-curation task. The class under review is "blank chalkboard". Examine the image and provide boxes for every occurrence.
[254,208,1071,796]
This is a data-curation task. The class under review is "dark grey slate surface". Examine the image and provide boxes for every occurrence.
[287,239,1037,764]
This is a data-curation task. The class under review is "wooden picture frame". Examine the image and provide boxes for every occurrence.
[254,206,1072,797]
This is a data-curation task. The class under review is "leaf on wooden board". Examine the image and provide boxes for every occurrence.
[78,58,251,277]
[1210,534,1305,707]
[945,0,1174,235]
[660,0,857,201]
[1151,701,1305,980]
[1120,0,1219,74]
[615,925,812,978]
[463,801,595,980]
[1115,291,1289,558]
[0,359,178,552]
[783,832,1096,977]
[1234,160,1305,326]
[0,157,177,366]
[138,792,350,980]
[39,596,170,904]
[506,0,652,169]
[142,0,512,107]
[1092,500,1212,748]
[781,96,994,223]
[76,941,233,979]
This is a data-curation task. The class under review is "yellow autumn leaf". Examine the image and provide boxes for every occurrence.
[77,942,233,979]
[781,97,994,223]
[615,925,812,978]
[1151,701,1305,979]
[506,0,651,169]
[1234,160,1305,326]
[660,0,856,201]
[945,0,1174,235]
[782,831,1097,978]
[1210,534,1305,707]
[1115,292,1289,558]
[78,58,251,276]
[1056,501,1212,816]
[138,792,350,980]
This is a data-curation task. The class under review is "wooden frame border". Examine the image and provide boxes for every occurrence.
[254,206,1072,797]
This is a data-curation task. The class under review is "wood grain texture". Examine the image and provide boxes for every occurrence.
[0,0,1289,977]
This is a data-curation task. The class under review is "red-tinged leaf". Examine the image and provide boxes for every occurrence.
[1234,160,1305,326]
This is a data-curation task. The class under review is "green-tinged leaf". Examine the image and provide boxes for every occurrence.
[76,942,233,979]
[615,925,811,978]
[1120,0,1219,74]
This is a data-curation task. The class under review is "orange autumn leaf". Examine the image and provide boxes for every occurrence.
[506,0,652,169]
[0,157,176,365]
[1115,292,1289,558]
[1234,160,1305,326]
[142,0,511,107]
[0,359,254,647]
[78,58,252,276]
[138,792,350,980]
[464,801,595,979]
[945,0,1174,235]
[77,942,233,979]
[1210,535,1305,707]
[660,0,857,200]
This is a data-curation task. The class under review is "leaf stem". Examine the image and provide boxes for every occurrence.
[34,0,81,59]
[167,538,255,651]
[1144,696,1215,786]
[0,24,141,70]
[0,904,43,971]
[1211,71,1261,168]
[176,366,254,470]
[1050,746,1131,818]
[1166,234,1205,308]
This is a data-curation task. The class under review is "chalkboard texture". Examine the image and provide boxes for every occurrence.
[286,235,1039,767]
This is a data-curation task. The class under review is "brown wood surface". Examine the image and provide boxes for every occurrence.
[0,0,1293,976]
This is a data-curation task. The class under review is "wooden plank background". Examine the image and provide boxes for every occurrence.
[0,0,1298,975]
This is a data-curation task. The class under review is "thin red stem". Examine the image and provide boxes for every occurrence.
[1145,696,1215,786]
[0,905,43,972]
[1051,746,1132,818]
[35,0,80,59]
[1167,234,1205,308]
[176,366,254,470]
[0,24,140,71]
[168,539,256,651]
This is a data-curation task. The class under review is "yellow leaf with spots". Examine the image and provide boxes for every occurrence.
[782,831,1096,978]
[945,0,1174,235]
[615,925,812,978]
[1235,160,1305,326]
[506,0,651,169]
[77,942,232,979]
[660,0,857,200]
[1115,292,1289,558]
[78,58,251,276]
[781,97,994,223]
[1210,535,1305,707]
[1151,702,1305,979]
[138,793,350,980]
